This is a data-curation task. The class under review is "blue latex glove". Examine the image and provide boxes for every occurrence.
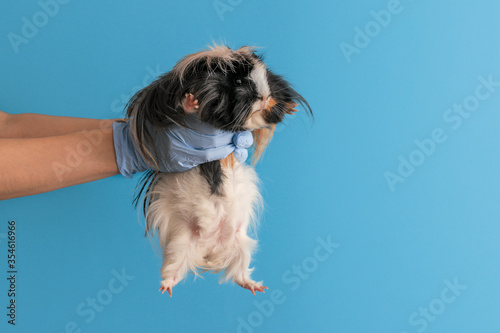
[113,116,253,178]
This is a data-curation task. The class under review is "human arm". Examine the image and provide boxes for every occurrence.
[0,128,119,200]
[0,110,117,138]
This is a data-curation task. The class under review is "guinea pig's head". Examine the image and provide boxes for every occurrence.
[127,44,312,164]
[172,44,311,133]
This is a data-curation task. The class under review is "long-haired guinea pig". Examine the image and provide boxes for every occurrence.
[126,44,312,296]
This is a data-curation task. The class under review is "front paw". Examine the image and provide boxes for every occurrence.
[236,279,268,295]
[159,278,178,297]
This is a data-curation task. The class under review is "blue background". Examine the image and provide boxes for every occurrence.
[1,0,500,332]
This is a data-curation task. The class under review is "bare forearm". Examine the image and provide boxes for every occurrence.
[0,111,119,138]
[0,128,119,200]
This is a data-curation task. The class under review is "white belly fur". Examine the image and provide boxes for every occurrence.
[145,161,262,284]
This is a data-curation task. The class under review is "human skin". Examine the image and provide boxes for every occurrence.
[0,111,120,200]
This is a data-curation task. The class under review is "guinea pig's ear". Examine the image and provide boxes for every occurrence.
[181,93,200,113]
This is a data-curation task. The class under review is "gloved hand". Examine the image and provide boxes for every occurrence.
[112,116,253,178]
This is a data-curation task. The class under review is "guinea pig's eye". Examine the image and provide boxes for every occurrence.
[234,79,242,86]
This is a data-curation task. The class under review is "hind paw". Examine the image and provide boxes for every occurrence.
[236,279,268,295]
[159,278,178,297]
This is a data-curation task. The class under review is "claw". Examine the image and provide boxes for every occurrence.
[159,278,178,297]
[159,286,173,297]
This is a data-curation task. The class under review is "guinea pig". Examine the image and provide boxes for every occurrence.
[126,44,312,296]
